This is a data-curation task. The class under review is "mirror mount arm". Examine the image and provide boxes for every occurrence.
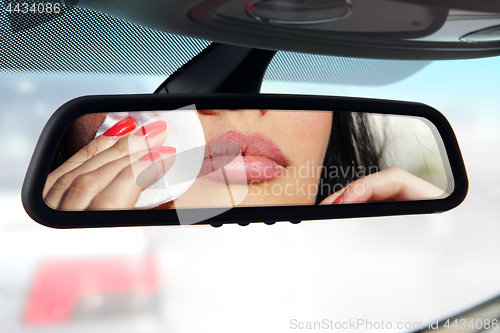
[154,43,276,94]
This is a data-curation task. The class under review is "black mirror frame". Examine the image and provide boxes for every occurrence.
[22,93,468,228]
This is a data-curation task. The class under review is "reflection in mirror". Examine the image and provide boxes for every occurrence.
[44,109,452,215]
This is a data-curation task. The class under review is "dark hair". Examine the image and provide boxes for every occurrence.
[49,114,105,173]
[50,128,71,173]
[315,112,383,204]
[51,111,383,204]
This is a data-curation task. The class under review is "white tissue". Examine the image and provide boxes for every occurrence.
[95,106,205,209]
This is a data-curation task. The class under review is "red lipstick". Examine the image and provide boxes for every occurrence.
[203,131,288,183]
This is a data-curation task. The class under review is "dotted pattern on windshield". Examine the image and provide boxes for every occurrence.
[0,0,429,85]
[264,51,431,86]
[0,1,211,76]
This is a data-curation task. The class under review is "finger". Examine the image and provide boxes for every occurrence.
[57,147,176,211]
[43,117,137,197]
[44,120,168,207]
[341,166,445,204]
[319,190,345,205]
[87,154,177,210]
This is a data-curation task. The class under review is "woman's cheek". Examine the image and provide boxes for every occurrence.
[282,110,333,169]
[283,110,332,145]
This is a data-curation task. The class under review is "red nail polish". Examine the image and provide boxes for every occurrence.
[139,147,176,162]
[150,146,176,154]
[332,195,343,205]
[103,117,136,137]
[133,121,167,138]
[139,151,161,162]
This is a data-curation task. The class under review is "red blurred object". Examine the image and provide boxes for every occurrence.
[24,256,160,325]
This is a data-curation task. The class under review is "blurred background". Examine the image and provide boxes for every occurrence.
[1,53,500,333]
[368,113,451,193]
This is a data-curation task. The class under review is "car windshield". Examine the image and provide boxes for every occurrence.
[1,3,500,333]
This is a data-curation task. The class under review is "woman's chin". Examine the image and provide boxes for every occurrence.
[165,177,316,209]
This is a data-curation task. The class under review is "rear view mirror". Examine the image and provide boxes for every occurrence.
[22,94,467,228]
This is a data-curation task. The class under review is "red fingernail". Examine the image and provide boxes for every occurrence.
[332,195,343,205]
[133,121,167,138]
[103,117,136,137]
[139,151,161,162]
[150,146,176,154]
[139,147,176,162]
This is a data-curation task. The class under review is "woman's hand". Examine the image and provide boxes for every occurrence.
[320,166,445,205]
[43,118,176,210]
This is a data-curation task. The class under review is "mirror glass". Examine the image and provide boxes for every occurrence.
[44,109,452,219]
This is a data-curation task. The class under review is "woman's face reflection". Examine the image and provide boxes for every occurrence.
[190,109,332,206]
[68,110,333,208]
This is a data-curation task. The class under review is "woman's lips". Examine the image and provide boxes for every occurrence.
[201,131,288,183]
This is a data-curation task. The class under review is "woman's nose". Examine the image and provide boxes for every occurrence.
[197,109,268,116]
[229,109,268,116]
